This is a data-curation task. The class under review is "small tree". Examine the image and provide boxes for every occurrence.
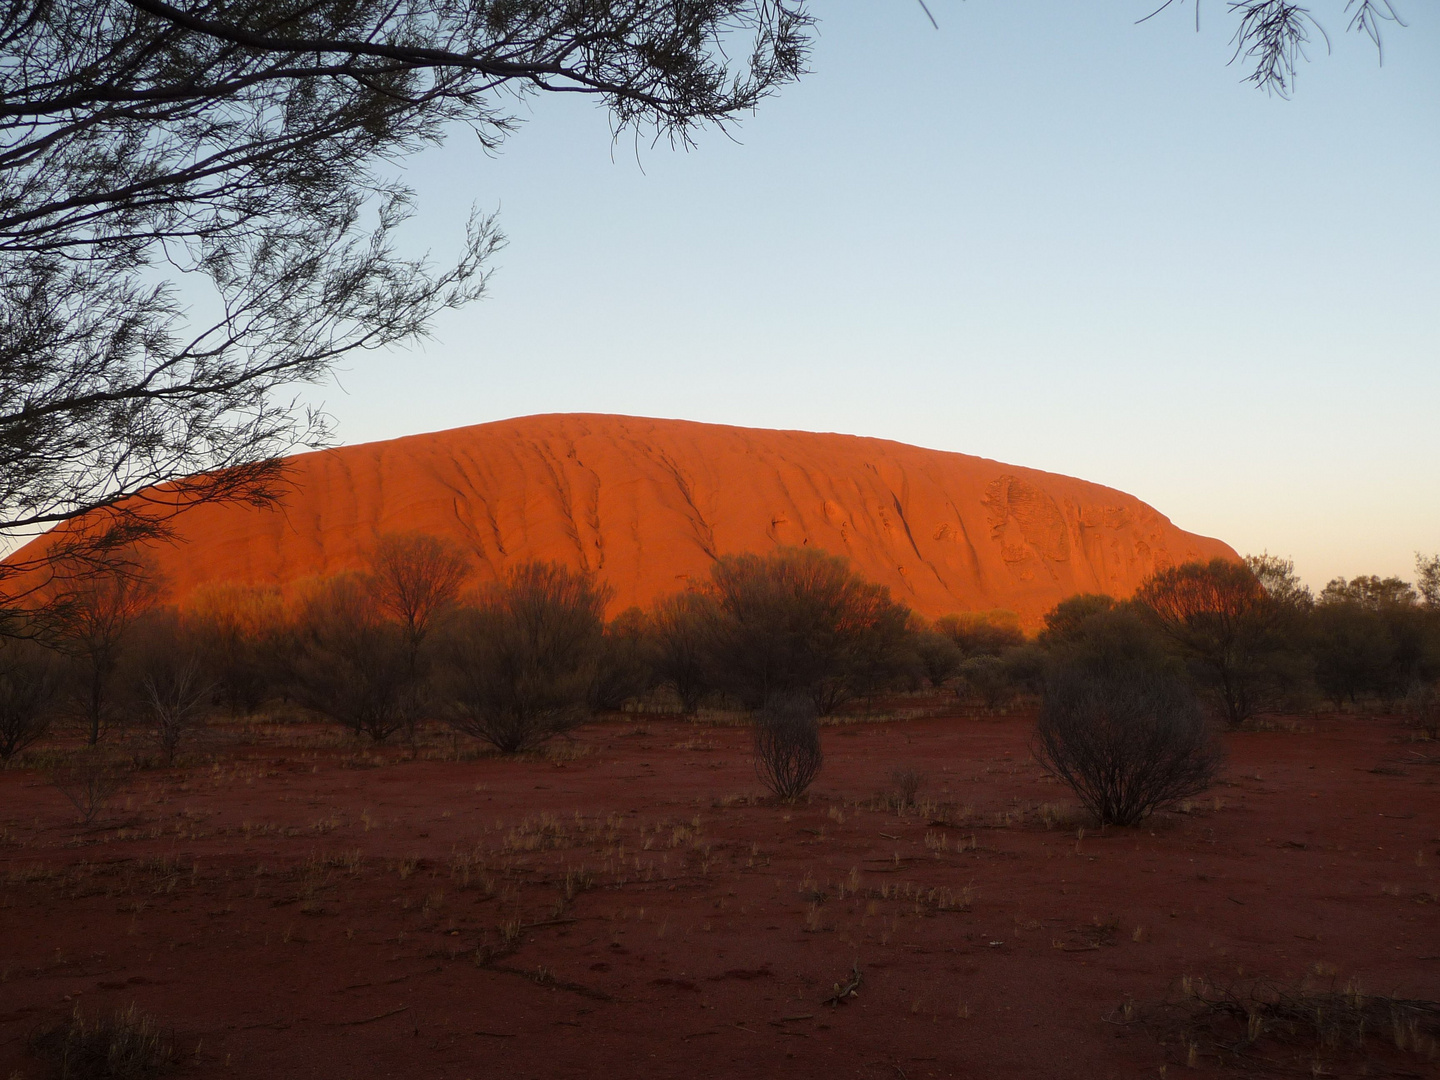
[364,532,471,678]
[912,626,964,691]
[704,547,911,714]
[440,562,609,753]
[1136,558,1297,726]
[0,636,61,765]
[48,560,161,744]
[649,592,715,714]
[1034,657,1223,827]
[129,611,211,766]
[958,653,1017,711]
[290,575,416,742]
[185,582,289,716]
[590,607,654,712]
[753,694,822,801]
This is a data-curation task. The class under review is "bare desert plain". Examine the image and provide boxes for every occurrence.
[2,701,1436,1079]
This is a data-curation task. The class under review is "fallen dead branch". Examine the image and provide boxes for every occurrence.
[823,962,863,1006]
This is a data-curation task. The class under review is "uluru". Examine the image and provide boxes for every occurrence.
[10,414,1235,627]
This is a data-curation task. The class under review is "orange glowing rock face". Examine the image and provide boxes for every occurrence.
[8,413,1235,628]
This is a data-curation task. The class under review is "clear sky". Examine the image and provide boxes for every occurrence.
[305,1,1439,592]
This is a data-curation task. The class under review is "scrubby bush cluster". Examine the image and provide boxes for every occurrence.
[4,528,1437,828]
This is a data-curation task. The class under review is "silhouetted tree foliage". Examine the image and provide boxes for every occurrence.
[1034,606,1222,826]
[1149,0,1408,97]
[1135,558,1300,726]
[590,606,654,712]
[0,0,812,599]
[752,692,822,801]
[290,574,417,741]
[0,634,61,763]
[440,561,608,752]
[648,591,715,714]
[703,547,912,715]
[1310,574,1434,708]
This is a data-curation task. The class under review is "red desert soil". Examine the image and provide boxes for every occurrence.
[2,707,1437,1079]
[5,414,1234,627]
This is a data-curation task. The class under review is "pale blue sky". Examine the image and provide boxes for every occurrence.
[309,1,1439,591]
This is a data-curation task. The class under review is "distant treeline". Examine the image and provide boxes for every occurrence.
[2,538,1438,763]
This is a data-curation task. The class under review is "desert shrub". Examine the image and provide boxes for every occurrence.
[934,610,1025,658]
[957,654,1017,710]
[50,750,130,825]
[648,591,714,714]
[184,582,288,715]
[890,766,924,807]
[703,547,912,714]
[1034,619,1222,826]
[590,606,654,711]
[0,636,62,764]
[753,693,822,801]
[1404,682,1440,739]
[30,1003,174,1079]
[439,561,608,752]
[1036,594,1117,648]
[911,627,963,690]
[1136,557,1306,726]
[290,575,418,742]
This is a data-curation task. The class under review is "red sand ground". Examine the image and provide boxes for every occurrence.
[2,705,1437,1079]
[5,415,1235,628]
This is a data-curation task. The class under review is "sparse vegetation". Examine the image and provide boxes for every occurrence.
[29,1003,175,1080]
[1132,977,1440,1075]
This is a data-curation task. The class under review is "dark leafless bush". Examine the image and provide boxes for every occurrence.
[440,562,609,753]
[29,1003,175,1080]
[753,694,822,801]
[1034,661,1222,827]
[50,751,130,826]
[0,637,61,764]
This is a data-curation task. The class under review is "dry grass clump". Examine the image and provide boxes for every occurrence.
[29,1003,175,1079]
[1126,976,1440,1074]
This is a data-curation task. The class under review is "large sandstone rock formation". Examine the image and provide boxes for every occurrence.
[10,414,1235,628]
